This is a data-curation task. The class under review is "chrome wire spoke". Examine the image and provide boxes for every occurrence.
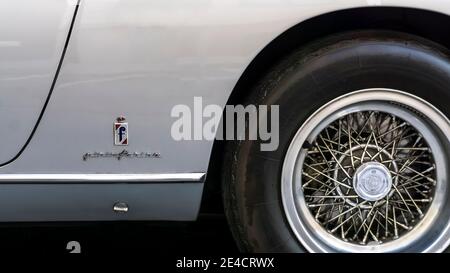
[282,90,450,253]
[301,110,436,245]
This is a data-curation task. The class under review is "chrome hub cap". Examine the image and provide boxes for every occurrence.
[353,162,393,202]
[281,89,450,252]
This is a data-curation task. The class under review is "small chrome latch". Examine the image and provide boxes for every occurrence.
[113,202,129,213]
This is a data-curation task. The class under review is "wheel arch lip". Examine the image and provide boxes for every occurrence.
[281,88,450,253]
[225,5,450,107]
[211,5,450,184]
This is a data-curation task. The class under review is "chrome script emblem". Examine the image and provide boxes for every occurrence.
[114,116,128,146]
[83,150,161,161]
[84,116,161,161]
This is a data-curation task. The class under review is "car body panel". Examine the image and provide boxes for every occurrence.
[0,0,77,164]
[0,0,449,221]
[4,0,450,175]
[0,182,203,221]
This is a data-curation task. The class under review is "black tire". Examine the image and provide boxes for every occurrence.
[222,30,450,253]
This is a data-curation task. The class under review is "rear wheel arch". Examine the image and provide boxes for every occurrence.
[221,31,450,252]
[202,6,450,214]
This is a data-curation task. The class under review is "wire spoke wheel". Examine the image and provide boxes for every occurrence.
[282,89,450,252]
[303,111,434,245]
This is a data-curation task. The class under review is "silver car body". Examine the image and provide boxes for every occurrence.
[0,0,448,221]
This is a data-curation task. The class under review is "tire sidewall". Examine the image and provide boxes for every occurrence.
[223,31,450,253]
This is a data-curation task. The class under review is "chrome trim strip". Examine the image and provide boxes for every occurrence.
[0,173,206,183]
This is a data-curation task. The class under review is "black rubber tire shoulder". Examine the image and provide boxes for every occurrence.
[222,30,450,253]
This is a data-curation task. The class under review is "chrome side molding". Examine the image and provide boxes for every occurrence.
[0,173,205,183]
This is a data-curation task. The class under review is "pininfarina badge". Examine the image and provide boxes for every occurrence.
[114,116,128,146]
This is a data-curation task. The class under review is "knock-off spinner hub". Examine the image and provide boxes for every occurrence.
[353,162,393,202]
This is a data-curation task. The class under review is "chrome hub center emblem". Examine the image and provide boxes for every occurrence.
[353,162,393,202]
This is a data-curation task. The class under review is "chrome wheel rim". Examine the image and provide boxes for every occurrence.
[281,89,450,252]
